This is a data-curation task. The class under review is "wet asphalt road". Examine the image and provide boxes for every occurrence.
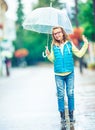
[0,63,95,130]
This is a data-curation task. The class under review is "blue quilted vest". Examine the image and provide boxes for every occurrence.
[53,41,74,73]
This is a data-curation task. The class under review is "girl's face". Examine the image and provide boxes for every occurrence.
[53,28,63,42]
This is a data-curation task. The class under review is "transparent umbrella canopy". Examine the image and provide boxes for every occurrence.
[23,6,73,57]
[23,7,73,34]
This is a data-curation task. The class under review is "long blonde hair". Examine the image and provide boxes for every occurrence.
[52,26,70,46]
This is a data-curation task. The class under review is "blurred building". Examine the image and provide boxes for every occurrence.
[0,0,8,39]
[0,0,8,76]
[0,0,16,76]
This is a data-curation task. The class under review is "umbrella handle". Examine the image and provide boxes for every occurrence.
[42,51,47,58]
[42,46,49,58]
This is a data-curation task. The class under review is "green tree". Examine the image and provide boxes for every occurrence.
[74,0,79,27]
[78,0,95,41]
[22,30,48,64]
[15,0,24,49]
[33,0,61,9]
[93,0,95,26]
[12,0,25,66]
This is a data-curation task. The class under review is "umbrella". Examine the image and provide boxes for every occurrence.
[14,48,28,58]
[23,7,73,34]
[23,6,73,57]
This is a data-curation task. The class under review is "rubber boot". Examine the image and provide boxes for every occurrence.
[69,111,75,123]
[60,111,66,126]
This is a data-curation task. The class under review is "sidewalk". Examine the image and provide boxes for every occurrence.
[0,64,95,130]
[74,67,95,130]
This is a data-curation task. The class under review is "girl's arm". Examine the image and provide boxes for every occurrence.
[72,35,88,58]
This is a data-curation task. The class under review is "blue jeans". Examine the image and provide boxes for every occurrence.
[55,71,74,112]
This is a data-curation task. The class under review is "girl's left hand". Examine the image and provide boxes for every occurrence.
[82,35,88,44]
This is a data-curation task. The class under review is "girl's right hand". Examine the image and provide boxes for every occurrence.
[45,46,50,56]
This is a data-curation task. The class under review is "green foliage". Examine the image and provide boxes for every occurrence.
[33,0,61,9]
[15,0,24,49]
[16,0,24,25]
[22,30,47,60]
[78,0,95,41]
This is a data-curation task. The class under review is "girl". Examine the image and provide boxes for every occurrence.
[45,26,88,125]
